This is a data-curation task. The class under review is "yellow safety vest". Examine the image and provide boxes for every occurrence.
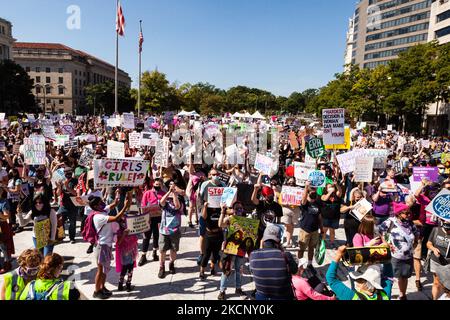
[3,270,26,300]
[19,279,72,300]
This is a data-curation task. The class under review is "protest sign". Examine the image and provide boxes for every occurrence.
[308,170,326,188]
[54,135,69,147]
[403,144,414,153]
[217,171,230,185]
[79,147,96,167]
[421,140,430,149]
[392,160,403,175]
[0,113,4,121]
[413,167,439,183]
[224,216,260,257]
[397,184,411,196]
[61,124,75,139]
[51,168,66,188]
[207,187,224,208]
[107,118,121,128]
[71,196,90,207]
[351,198,373,221]
[363,149,388,169]
[425,189,450,222]
[306,137,325,159]
[34,218,51,249]
[387,125,393,131]
[221,188,238,207]
[325,127,351,150]
[154,138,170,168]
[13,144,20,154]
[294,162,316,185]
[289,131,299,150]
[93,159,149,188]
[42,124,57,141]
[129,132,141,149]
[107,140,125,159]
[126,212,151,235]
[140,132,158,147]
[0,141,5,152]
[122,113,135,129]
[23,135,46,165]
[322,108,345,145]
[354,157,374,183]
[254,154,274,176]
[336,149,365,175]
[64,140,78,150]
[142,204,162,218]
[280,186,304,206]
[0,120,8,129]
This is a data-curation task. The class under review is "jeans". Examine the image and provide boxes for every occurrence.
[220,255,245,292]
[59,207,78,240]
[32,237,54,257]
[141,217,161,253]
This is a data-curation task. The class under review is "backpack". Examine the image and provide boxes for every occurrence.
[25,280,63,300]
[81,211,103,244]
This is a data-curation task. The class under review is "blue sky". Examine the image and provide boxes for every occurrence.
[1,0,357,96]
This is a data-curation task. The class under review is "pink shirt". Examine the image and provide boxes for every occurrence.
[291,275,335,301]
[141,189,165,207]
[352,233,377,247]
[416,194,437,226]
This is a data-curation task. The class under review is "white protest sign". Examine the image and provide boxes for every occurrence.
[421,139,430,149]
[0,113,4,121]
[221,188,238,207]
[129,132,141,149]
[107,140,125,159]
[53,135,69,147]
[425,189,450,222]
[354,157,374,183]
[387,125,393,131]
[126,213,151,235]
[122,113,135,129]
[254,154,274,176]
[79,147,96,167]
[107,118,121,127]
[61,124,75,139]
[336,149,366,175]
[23,135,46,165]
[42,124,57,142]
[280,186,304,206]
[207,187,224,208]
[363,149,388,169]
[51,168,66,188]
[154,138,170,168]
[294,162,316,185]
[322,108,345,145]
[140,132,159,147]
[351,198,373,221]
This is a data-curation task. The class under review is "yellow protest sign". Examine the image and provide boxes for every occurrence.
[325,127,351,150]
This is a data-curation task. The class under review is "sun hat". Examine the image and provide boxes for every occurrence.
[349,264,383,290]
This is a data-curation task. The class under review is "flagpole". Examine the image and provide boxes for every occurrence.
[138,20,142,118]
[115,0,119,115]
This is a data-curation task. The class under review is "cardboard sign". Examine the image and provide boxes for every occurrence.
[363,149,388,169]
[24,135,46,165]
[142,204,162,218]
[224,216,260,257]
[294,162,316,185]
[140,132,159,147]
[126,212,151,235]
[207,187,224,208]
[354,157,374,183]
[129,132,141,149]
[425,189,450,222]
[254,154,274,176]
[122,113,135,129]
[34,218,51,249]
[54,135,69,147]
[93,159,149,188]
[107,140,125,159]
[413,167,439,183]
[306,137,325,159]
[79,147,96,167]
[322,108,345,145]
[107,118,121,128]
[221,187,238,207]
[154,138,170,168]
[71,196,90,207]
[336,149,366,175]
[351,198,373,221]
[308,170,326,188]
[280,186,304,206]
[61,124,75,139]
[392,160,403,175]
[325,127,351,150]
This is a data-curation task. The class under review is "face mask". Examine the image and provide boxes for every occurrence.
[98,203,106,211]
[265,196,274,203]
[439,169,445,174]
[212,177,220,184]
[154,186,161,192]
[23,267,39,277]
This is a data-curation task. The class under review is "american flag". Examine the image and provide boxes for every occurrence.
[116,0,125,36]
[139,23,144,53]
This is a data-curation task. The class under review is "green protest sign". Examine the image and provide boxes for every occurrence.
[306,137,325,159]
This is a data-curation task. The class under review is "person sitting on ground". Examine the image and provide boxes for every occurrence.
[292,258,336,300]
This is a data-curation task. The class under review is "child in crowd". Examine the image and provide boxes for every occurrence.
[115,215,139,292]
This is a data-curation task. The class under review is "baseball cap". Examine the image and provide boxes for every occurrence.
[261,186,274,197]
[262,224,282,243]
[349,265,383,290]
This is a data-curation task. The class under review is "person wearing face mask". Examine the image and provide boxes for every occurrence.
[427,220,450,300]
[326,246,393,300]
[139,178,166,266]
[27,166,52,201]
[320,181,343,249]
[81,178,103,255]
[280,177,301,249]
[379,202,420,300]
[19,253,80,300]
[6,168,22,232]
[251,185,283,249]
[1,249,43,300]
[56,167,78,244]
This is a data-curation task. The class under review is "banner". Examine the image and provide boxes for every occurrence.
[325,127,351,150]
[308,170,326,188]
[122,113,135,129]
[93,159,149,188]
[79,147,96,167]
[413,167,439,183]
[306,137,325,159]
[425,189,450,222]
[336,149,365,175]
[24,135,46,165]
[224,216,260,257]
[351,198,373,221]
[35,218,51,249]
[129,132,141,149]
[107,140,125,159]
[107,118,121,128]
[322,108,345,145]
[207,187,224,208]
[126,212,151,235]
[254,154,273,176]
[280,186,304,206]
[154,138,170,168]
[221,187,238,207]
[354,157,374,183]
[294,162,316,185]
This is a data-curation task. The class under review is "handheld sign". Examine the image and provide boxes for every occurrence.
[254,154,274,176]
[354,157,374,183]
[280,186,304,206]
[24,135,46,165]
[221,188,238,207]
[425,189,450,222]
[207,187,224,208]
[306,137,325,159]
[308,170,326,188]
[93,159,149,188]
[413,167,439,183]
[126,212,151,235]
[142,205,162,218]
[351,198,373,221]
[322,108,345,145]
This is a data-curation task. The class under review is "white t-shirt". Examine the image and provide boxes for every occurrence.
[93,208,118,246]
[84,190,103,216]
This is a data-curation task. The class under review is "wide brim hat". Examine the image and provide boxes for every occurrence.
[349,265,384,290]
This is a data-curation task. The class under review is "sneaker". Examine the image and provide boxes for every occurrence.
[152,251,159,262]
[70,239,76,244]
[138,255,148,267]
[126,283,134,292]
[199,272,206,280]
[218,291,226,300]
[86,244,94,254]
[118,283,124,291]
[103,287,112,296]
[235,288,247,298]
[93,291,110,300]
[169,262,176,275]
[189,222,195,228]
[158,267,166,279]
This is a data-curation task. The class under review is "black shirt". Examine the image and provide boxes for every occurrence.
[256,201,283,233]
[320,197,343,220]
[429,227,450,264]
[300,201,322,233]
[205,207,221,231]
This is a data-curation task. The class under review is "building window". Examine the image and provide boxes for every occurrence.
[36,67,40,73]
[366,23,429,42]
[59,77,63,84]
[46,99,51,104]
[46,87,51,94]
[436,25,450,38]
[59,100,64,105]
[58,68,64,73]
[36,87,41,94]
[36,76,41,83]
[46,77,51,84]
[25,67,30,72]
[58,87,64,95]
[437,9,450,23]
[46,67,51,73]
[59,109,64,114]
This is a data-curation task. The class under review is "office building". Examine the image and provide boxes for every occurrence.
[0,17,15,61]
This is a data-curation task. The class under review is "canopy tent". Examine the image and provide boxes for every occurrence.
[251,111,265,120]
[177,110,201,118]
[232,112,242,118]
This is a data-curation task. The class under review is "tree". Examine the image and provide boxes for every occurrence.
[0,60,36,114]
[85,81,135,115]
[179,82,224,112]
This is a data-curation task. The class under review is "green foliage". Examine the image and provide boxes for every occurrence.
[85,81,135,115]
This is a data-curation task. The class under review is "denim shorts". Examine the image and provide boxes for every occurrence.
[322,218,340,230]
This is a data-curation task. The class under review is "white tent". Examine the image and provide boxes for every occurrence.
[177,110,189,116]
[178,110,200,118]
[232,112,242,118]
[243,112,252,118]
[251,111,265,120]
